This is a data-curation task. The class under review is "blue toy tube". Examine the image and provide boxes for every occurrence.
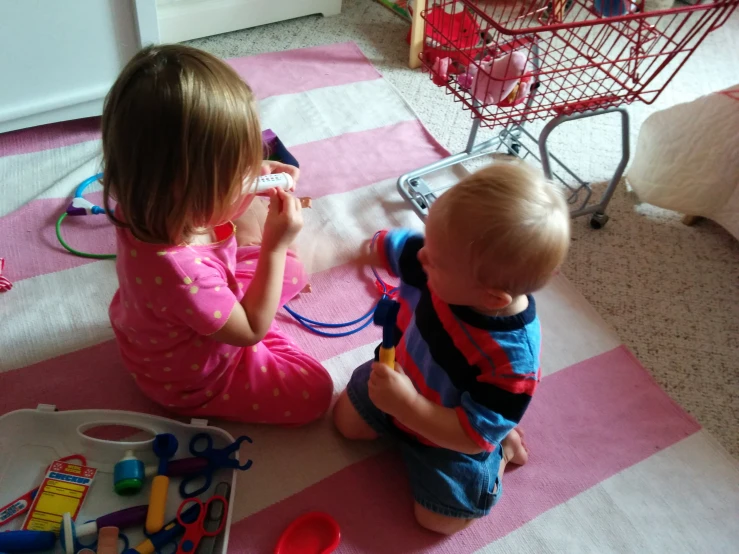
[373,298,400,367]
[0,530,56,552]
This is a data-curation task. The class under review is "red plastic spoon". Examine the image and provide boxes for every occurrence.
[274,512,341,554]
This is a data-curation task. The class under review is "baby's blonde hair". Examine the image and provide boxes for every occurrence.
[102,44,263,244]
[432,162,570,295]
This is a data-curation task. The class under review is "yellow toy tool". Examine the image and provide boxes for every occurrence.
[146,434,179,534]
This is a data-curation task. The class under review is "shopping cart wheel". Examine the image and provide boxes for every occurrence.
[589,212,609,229]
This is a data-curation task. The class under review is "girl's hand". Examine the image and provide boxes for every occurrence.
[368,362,418,419]
[261,161,300,191]
[262,188,303,252]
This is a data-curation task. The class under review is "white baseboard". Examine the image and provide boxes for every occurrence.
[0,82,110,134]
[0,98,104,135]
[157,0,343,43]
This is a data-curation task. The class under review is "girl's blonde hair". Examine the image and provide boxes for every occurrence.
[102,44,263,244]
[433,162,571,295]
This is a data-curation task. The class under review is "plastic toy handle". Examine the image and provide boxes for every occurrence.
[146,475,169,534]
[98,505,148,529]
[379,346,395,368]
[167,456,210,477]
[76,420,160,452]
[201,496,229,538]
[129,504,199,554]
[0,530,56,551]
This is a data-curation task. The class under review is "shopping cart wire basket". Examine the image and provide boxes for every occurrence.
[398,0,737,228]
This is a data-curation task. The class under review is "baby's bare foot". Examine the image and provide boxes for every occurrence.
[515,426,529,455]
[502,427,528,467]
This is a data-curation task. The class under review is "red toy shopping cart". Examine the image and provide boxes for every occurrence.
[399,0,738,228]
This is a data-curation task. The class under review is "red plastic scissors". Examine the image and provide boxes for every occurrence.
[175,495,228,553]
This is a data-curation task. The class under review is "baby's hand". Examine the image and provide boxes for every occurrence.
[368,362,418,419]
[350,238,382,268]
[262,188,303,252]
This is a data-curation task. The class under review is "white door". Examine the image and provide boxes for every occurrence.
[0,0,160,133]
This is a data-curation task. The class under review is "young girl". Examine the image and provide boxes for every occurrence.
[103,44,333,424]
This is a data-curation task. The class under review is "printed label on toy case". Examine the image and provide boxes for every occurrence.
[21,461,96,532]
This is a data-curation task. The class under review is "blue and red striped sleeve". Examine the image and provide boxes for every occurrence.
[455,390,533,451]
[375,228,426,288]
[455,329,541,451]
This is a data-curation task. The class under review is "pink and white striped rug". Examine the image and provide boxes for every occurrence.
[1,42,737,553]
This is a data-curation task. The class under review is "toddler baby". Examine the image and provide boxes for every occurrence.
[334,161,570,534]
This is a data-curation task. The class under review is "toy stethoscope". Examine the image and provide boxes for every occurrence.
[56,174,397,337]
[56,172,115,260]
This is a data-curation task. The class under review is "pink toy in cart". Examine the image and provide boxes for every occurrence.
[462,51,532,107]
[498,66,535,108]
[431,57,451,86]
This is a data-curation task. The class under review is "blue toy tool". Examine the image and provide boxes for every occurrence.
[373,298,400,367]
[0,530,56,552]
[146,433,179,534]
[179,434,253,498]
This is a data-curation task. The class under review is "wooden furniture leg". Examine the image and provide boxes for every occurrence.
[409,0,426,69]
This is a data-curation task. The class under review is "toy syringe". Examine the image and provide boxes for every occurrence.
[249,173,295,195]
[249,173,312,208]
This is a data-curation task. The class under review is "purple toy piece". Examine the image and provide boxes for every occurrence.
[97,505,148,529]
[262,128,277,144]
[261,128,299,168]
[66,204,88,216]
[167,457,210,477]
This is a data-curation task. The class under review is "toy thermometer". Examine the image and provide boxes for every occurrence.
[0,489,35,526]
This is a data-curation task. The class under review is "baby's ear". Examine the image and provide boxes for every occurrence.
[482,288,513,312]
